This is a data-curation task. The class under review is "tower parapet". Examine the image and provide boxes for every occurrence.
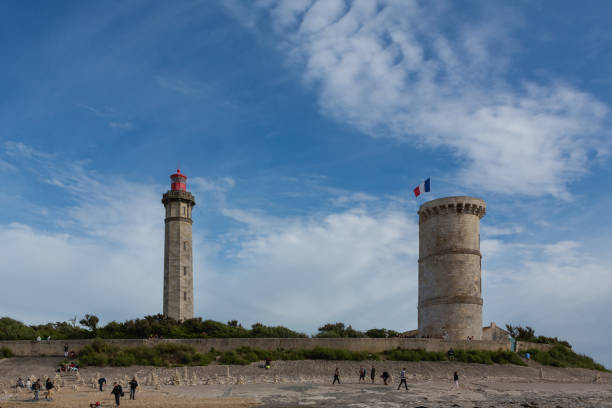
[417,196,486,340]
[162,169,196,321]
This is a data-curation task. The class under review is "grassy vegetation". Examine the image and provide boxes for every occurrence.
[527,345,609,372]
[0,346,14,359]
[77,341,533,368]
[78,340,217,367]
[506,324,572,348]
[218,346,378,365]
[382,348,527,366]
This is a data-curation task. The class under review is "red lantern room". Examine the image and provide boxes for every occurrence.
[170,169,187,191]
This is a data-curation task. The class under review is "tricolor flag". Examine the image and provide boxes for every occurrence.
[413,178,430,197]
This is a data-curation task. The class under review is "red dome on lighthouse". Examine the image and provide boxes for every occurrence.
[170,169,187,191]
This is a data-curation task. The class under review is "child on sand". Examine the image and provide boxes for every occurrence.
[450,371,459,390]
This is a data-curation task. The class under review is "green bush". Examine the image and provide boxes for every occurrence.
[382,348,526,366]
[384,348,446,362]
[78,340,219,367]
[0,346,15,358]
[527,345,609,372]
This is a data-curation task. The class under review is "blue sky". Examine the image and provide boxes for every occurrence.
[1,1,611,367]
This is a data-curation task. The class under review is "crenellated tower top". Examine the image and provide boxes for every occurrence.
[418,196,486,223]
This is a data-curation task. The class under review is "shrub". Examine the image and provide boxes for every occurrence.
[384,348,446,362]
[528,345,609,372]
[315,322,365,338]
[78,341,219,367]
[0,346,15,358]
[381,348,526,366]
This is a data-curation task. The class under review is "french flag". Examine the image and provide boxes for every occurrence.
[413,178,431,197]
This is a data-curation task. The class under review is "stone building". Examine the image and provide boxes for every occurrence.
[418,196,486,340]
[482,322,510,342]
[162,169,196,321]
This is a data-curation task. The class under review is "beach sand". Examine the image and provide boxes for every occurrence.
[1,357,611,407]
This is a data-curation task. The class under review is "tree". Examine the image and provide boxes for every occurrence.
[80,314,99,336]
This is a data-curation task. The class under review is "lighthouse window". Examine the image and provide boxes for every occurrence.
[183,241,187,250]
[184,292,187,301]
[182,206,186,215]
[183,266,187,276]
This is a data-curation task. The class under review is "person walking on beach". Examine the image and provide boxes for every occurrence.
[111,382,123,406]
[32,379,41,400]
[98,377,106,392]
[45,378,54,400]
[332,367,341,384]
[397,368,408,390]
[64,343,69,358]
[450,371,459,390]
[129,377,138,400]
[370,366,376,384]
[358,366,366,383]
[381,370,390,385]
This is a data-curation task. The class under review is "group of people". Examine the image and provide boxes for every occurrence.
[331,366,403,388]
[92,377,139,406]
[99,377,138,406]
[14,375,137,405]
[332,366,461,391]
[16,377,55,400]
[63,343,78,359]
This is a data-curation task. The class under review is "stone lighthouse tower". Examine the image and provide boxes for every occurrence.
[417,196,486,340]
[162,169,196,321]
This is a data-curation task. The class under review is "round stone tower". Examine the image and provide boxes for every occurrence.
[162,169,196,321]
[418,196,486,340]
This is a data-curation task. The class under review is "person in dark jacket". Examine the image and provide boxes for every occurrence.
[45,378,55,399]
[451,371,459,390]
[98,377,106,392]
[111,382,123,406]
[129,377,138,400]
[32,379,41,400]
[381,370,390,385]
[370,366,376,384]
[332,367,340,384]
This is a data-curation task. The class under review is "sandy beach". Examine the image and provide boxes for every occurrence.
[1,357,611,407]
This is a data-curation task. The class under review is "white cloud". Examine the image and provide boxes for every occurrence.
[5,141,52,159]
[249,1,610,198]
[190,176,235,194]
[200,206,419,332]
[0,148,165,323]
[481,224,524,238]
[483,239,612,367]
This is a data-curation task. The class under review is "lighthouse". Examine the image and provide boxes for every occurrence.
[162,169,196,321]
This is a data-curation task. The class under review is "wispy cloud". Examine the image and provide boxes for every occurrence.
[5,141,53,159]
[0,158,16,173]
[156,76,203,95]
[108,121,134,130]
[243,1,610,199]
[77,104,117,118]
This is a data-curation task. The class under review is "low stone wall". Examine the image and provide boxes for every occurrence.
[0,337,510,357]
[516,341,553,353]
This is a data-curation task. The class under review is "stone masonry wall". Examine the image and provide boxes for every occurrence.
[0,338,510,357]
[418,196,486,341]
[163,191,195,321]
